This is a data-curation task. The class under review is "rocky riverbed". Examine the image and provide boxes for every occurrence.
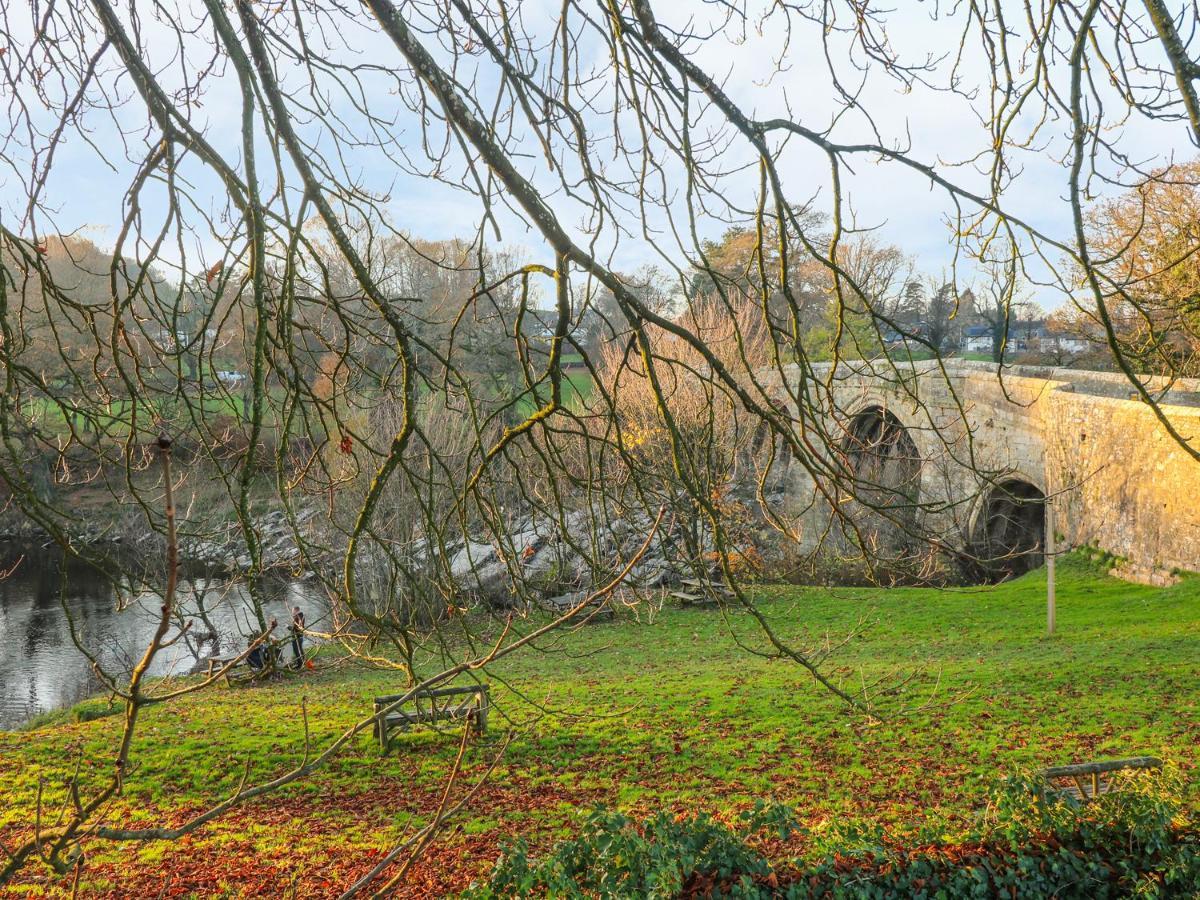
[1,495,789,616]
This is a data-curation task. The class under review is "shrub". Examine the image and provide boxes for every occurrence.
[469,775,1199,898]
[471,801,796,900]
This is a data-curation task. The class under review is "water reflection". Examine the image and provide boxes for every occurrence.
[0,542,326,730]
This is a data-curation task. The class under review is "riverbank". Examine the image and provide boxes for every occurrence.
[0,454,311,576]
[0,539,328,730]
[1,554,1196,896]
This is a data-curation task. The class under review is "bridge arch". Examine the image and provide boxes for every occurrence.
[747,413,795,491]
[969,477,1046,582]
[841,404,922,505]
[833,404,925,566]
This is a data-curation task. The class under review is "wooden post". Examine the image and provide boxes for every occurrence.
[1045,497,1056,637]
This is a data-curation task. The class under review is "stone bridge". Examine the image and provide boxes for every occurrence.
[768,360,1200,584]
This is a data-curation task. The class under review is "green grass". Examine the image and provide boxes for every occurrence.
[23,376,599,444]
[515,370,594,416]
[19,697,121,730]
[22,390,272,441]
[1,554,1196,895]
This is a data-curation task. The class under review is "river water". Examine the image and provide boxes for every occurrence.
[0,542,326,730]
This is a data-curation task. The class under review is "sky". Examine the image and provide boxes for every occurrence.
[3,1,1198,311]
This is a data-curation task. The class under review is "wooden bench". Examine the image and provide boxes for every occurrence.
[205,655,239,683]
[373,684,490,753]
[204,643,282,684]
[669,577,734,607]
[1037,756,1163,803]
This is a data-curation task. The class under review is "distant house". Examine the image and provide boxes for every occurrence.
[881,322,930,348]
[519,308,561,343]
[963,325,993,353]
[152,326,218,351]
[1041,332,1090,355]
[1016,320,1092,355]
[963,321,1089,357]
[518,308,590,369]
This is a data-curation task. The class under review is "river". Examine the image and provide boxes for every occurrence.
[0,542,327,730]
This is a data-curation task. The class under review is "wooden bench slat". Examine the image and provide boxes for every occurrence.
[1036,756,1165,804]
[1040,757,1162,779]
[382,711,476,728]
[374,684,487,704]
[1049,781,1117,801]
[373,684,490,753]
[381,699,478,720]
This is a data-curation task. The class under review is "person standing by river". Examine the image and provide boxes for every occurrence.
[289,605,306,669]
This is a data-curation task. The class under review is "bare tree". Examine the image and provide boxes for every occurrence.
[3,0,1200,890]
[923,281,961,355]
[975,261,1023,363]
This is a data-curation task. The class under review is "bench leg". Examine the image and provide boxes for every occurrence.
[376,712,388,755]
[207,661,232,688]
[472,695,489,737]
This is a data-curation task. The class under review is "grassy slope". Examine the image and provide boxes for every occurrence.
[514,370,594,418]
[1,555,1196,897]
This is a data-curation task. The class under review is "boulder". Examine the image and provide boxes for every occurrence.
[450,540,512,604]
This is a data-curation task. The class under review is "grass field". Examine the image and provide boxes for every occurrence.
[23,376,597,442]
[515,368,594,417]
[1,554,1196,897]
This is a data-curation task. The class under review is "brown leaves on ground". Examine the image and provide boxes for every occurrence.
[1,776,603,898]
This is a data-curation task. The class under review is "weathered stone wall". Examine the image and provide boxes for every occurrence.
[1043,384,1200,582]
[772,360,1200,582]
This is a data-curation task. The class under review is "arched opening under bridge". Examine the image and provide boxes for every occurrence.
[971,479,1046,582]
